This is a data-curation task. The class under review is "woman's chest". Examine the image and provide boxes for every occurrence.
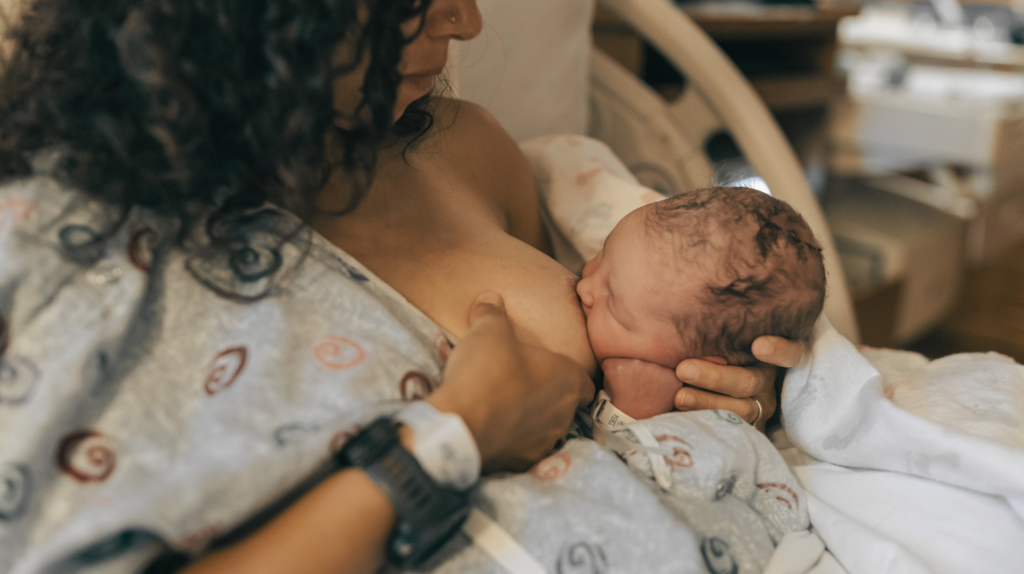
[317,172,596,373]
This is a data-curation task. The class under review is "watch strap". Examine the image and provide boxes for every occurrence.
[336,418,471,567]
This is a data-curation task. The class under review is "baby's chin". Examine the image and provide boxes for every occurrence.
[604,377,679,420]
[600,358,682,420]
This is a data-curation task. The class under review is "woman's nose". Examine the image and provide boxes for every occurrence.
[428,0,483,41]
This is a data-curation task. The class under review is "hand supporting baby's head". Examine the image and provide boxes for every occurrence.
[578,186,826,420]
[646,186,826,366]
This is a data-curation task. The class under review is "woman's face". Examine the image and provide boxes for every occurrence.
[394,0,482,119]
[332,0,482,126]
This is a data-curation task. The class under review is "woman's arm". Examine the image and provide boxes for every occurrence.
[180,293,593,573]
[182,467,396,574]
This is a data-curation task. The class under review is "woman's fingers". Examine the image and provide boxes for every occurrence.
[671,339,796,431]
[466,291,511,333]
[751,335,803,368]
[674,387,759,423]
[674,384,777,431]
[675,359,773,399]
[435,290,592,473]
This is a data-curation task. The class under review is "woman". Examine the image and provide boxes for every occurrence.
[0,0,801,572]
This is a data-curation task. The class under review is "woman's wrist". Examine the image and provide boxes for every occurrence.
[335,417,473,566]
[181,467,396,574]
[394,402,481,490]
[426,388,490,466]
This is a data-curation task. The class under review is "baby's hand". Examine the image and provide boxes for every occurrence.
[601,358,681,420]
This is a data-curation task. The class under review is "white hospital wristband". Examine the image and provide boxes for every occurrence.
[590,390,637,446]
[394,402,481,491]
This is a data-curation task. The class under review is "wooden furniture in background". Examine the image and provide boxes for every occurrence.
[594,3,854,171]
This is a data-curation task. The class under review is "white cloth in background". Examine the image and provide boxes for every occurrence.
[863,347,1024,452]
[521,134,665,276]
[781,317,1024,574]
[450,0,594,143]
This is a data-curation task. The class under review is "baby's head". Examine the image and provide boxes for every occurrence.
[577,186,825,370]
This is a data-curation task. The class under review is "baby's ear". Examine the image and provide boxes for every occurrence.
[698,356,728,366]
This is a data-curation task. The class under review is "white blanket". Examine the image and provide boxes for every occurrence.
[780,318,1024,574]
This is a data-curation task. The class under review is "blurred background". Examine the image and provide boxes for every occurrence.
[1,0,1021,362]
[595,0,1024,361]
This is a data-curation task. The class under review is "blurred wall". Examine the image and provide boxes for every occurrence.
[0,0,24,61]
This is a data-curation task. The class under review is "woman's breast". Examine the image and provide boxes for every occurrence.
[355,227,597,376]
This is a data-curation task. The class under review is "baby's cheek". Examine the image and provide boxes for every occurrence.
[585,320,613,364]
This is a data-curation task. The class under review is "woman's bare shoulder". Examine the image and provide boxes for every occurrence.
[429,98,519,168]
[428,98,549,252]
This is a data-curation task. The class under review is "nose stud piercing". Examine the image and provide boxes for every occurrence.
[450,15,457,23]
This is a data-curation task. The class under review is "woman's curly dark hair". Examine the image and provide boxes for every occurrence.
[0,0,435,245]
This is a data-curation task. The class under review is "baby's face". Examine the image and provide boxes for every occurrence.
[576,206,704,368]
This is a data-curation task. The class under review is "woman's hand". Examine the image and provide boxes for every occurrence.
[673,336,804,431]
[428,291,594,473]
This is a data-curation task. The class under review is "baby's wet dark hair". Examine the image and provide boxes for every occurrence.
[646,186,826,365]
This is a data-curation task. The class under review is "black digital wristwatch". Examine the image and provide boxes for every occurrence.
[334,417,472,567]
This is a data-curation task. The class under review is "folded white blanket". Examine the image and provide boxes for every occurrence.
[781,318,1024,574]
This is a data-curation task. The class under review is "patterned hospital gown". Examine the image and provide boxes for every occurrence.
[0,171,808,574]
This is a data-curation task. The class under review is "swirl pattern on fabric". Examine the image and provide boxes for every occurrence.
[56,431,116,483]
[203,347,248,396]
[700,537,738,574]
[0,464,31,520]
[556,542,608,574]
[530,453,572,483]
[400,371,433,401]
[0,355,39,405]
[314,335,366,371]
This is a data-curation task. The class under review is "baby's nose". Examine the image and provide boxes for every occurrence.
[576,277,593,308]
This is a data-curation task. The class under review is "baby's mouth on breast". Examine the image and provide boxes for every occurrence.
[576,295,590,319]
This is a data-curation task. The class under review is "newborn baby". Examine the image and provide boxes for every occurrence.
[576,186,826,420]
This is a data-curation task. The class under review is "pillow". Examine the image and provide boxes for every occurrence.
[449,0,595,142]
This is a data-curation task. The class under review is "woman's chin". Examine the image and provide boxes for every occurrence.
[392,78,433,121]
